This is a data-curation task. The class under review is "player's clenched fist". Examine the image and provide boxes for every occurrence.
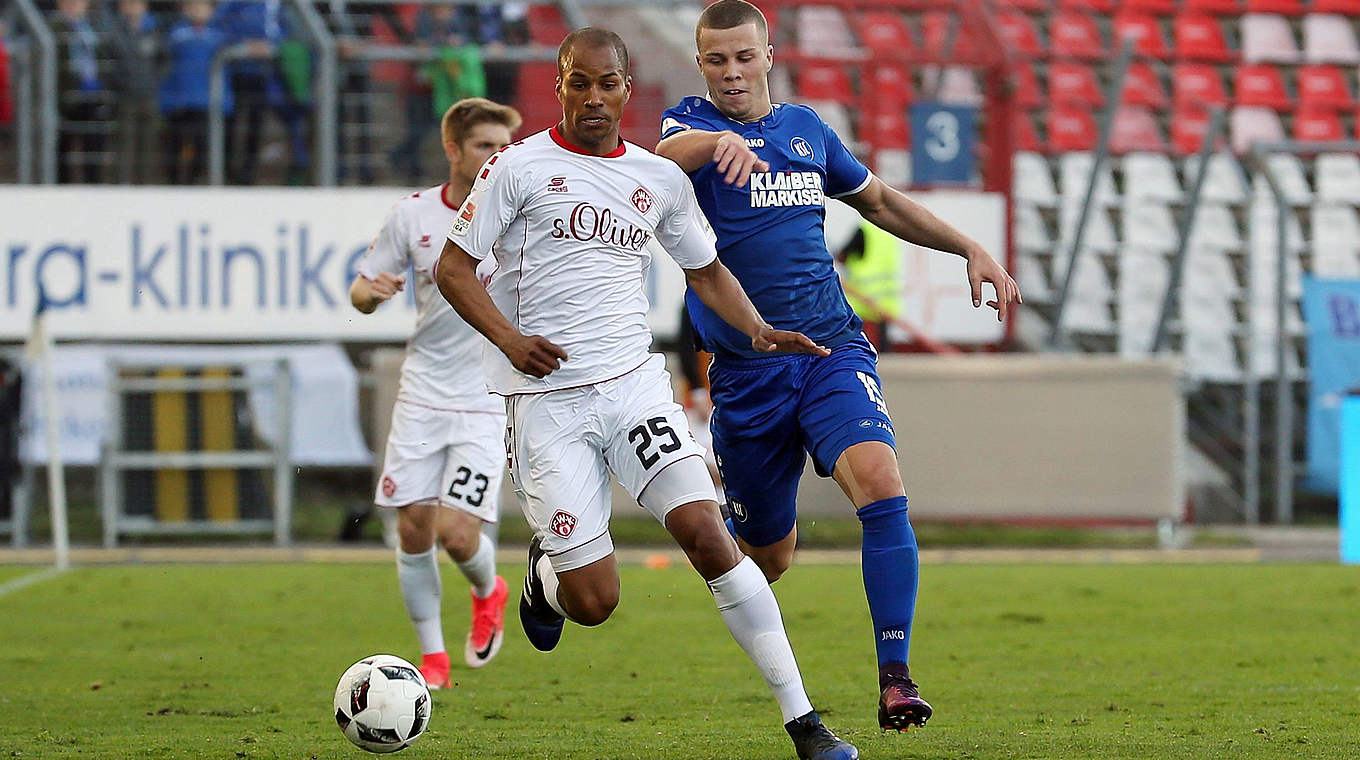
[752,325,831,357]
[367,272,406,302]
[713,131,769,187]
[501,334,569,378]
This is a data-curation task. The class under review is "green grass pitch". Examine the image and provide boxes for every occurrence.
[2,561,1357,759]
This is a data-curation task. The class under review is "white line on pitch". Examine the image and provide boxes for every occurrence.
[0,567,69,599]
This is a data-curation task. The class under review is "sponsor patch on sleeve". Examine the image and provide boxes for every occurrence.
[661,117,692,137]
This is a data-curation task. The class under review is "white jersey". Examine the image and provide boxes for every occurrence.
[447,127,718,395]
[359,184,502,413]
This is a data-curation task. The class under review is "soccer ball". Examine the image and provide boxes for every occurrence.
[333,655,432,753]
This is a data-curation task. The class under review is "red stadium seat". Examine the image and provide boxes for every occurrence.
[527,4,570,45]
[1244,0,1306,15]
[1174,14,1236,62]
[1293,107,1345,141]
[1171,105,1214,154]
[1234,64,1293,111]
[1297,65,1356,111]
[868,64,914,107]
[1011,62,1044,109]
[857,11,916,55]
[1048,61,1103,106]
[1110,106,1167,153]
[1121,61,1169,108]
[1056,0,1116,12]
[1048,104,1099,152]
[1123,0,1177,15]
[863,107,911,150]
[1313,0,1360,14]
[796,62,856,104]
[920,12,983,61]
[997,11,1045,57]
[1050,12,1106,61]
[1014,111,1044,152]
[1000,0,1051,10]
[1173,63,1230,107]
[1113,13,1171,59]
[1182,0,1241,14]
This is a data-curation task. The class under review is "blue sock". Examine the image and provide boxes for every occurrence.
[857,496,918,669]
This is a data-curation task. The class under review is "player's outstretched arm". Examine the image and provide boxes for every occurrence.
[684,259,830,356]
[656,129,768,187]
[434,241,568,378]
[349,272,405,314]
[842,176,1023,322]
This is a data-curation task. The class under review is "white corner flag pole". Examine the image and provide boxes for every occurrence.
[24,302,69,571]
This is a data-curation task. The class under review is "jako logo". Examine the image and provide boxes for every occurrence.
[745,137,765,148]
[791,136,812,158]
[881,629,905,641]
[547,176,569,193]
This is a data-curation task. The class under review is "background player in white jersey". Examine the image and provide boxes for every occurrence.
[435,28,860,760]
[349,98,522,687]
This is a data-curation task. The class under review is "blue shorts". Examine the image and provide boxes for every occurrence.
[708,335,896,547]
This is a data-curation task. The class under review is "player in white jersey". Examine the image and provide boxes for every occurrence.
[349,98,522,686]
[436,29,860,760]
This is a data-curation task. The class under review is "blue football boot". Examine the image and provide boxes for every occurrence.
[785,710,858,760]
[519,534,565,652]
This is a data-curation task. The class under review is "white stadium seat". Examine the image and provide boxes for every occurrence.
[1241,14,1301,64]
[1183,153,1249,204]
[1060,152,1120,206]
[1251,153,1313,204]
[1311,204,1360,277]
[1014,151,1059,206]
[1123,152,1183,202]
[1182,323,1242,382]
[1059,203,1119,252]
[1015,202,1052,253]
[1303,14,1360,64]
[1188,203,1245,251]
[1015,254,1055,303]
[1230,106,1286,154]
[1315,153,1360,203]
[1122,200,1179,254]
[1117,249,1169,357]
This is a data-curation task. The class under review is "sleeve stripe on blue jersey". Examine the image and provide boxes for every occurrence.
[830,170,874,199]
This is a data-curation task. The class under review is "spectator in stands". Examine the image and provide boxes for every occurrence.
[214,0,310,184]
[329,1,414,185]
[106,0,161,184]
[388,3,504,184]
[835,222,904,349]
[161,0,232,184]
[51,0,113,183]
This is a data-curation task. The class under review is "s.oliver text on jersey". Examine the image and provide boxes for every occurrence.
[550,202,653,251]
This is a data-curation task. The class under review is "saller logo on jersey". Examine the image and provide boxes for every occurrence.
[748,171,825,208]
[551,203,653,251]
[549,510,577,538]
[547,176,569,193]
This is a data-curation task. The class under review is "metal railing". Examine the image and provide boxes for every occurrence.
[11,0,57,184]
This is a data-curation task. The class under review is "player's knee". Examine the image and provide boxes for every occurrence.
[680,524,742,580]
[749,549,792,584]
[395,509,436,553]
[439,528,478,562]
[571,587,619,626]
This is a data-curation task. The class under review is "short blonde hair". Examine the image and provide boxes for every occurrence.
[440,98,523,146]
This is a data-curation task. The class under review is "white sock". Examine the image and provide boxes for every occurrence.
[708,557,814,724]
[397,547,445,655]
[455,533,498,598]
[535,552,569,619]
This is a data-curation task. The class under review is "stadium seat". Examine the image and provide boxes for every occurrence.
[1049,105,1099,152]
[1048,62,1104,107]
[1122,200,1179,253]
[1188,202,1245,250]
[1185,248,1241,300]
[1013,111,1045,152]
[1303,14,1360,64]
[1183,328,1242,382]
[1296,65,1355,111]
[1183,0,1242,14]
[863,108,910,149]
[1059,202,1120,251]
[1015,151,1060,205]
[1171,105,1215,155]
[1001,0,1051,10]
[1234,64,1293,110]
[1057,0,1116,13]
[1015,254,1054,304]
[1058,254,1117,334]
[868,64,914,108]
[1240,14,1301,63]
[797,62,856,103]
[1124,0,1178,15]
[1015,202,1053,253]
[1050,12,1107,60]
[857,11,916,55]
[1312,0,1360,14]
[1061,152,1121,207]
[934,67,984,106]
[1316,153,1360,202]
[1251,153,1313,204]
[1244,0,1307,15]
[1011,62,1044,109]
[1113,13,1171,59]
[805,100,856,144]
[1184,152,1250,203]
[1312,204,1360,277]
[920,12,954,58]
[1174,14,1236,63]
[1229,106,1285,152]
[1121,62,1169,108]
[1172,63,1230,108]
[1124,152,1184,201]
[997,11,1045,57]
[1117,249,1168,358]
[873,149,912,188]
[797,6,858,55]
[1293,106,1345,141]
[527,4,570,45]
[1110,106,1168,153]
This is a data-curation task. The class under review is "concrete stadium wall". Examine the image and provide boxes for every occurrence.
[369,352,1184,526]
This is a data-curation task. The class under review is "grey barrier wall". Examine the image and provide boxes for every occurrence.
[370,352,1185,526]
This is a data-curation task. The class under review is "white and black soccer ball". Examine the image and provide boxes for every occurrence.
[333,655,431,753]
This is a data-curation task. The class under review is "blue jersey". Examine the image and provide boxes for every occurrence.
[661,97,872,358]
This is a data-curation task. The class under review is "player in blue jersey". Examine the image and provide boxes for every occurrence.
[655,0,1022,733]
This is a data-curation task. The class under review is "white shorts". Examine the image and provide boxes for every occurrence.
[374,399,507,523]
[506,354,717,571]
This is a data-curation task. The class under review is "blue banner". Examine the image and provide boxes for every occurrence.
[1302,276,1360,494]
[910,103,976,186]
